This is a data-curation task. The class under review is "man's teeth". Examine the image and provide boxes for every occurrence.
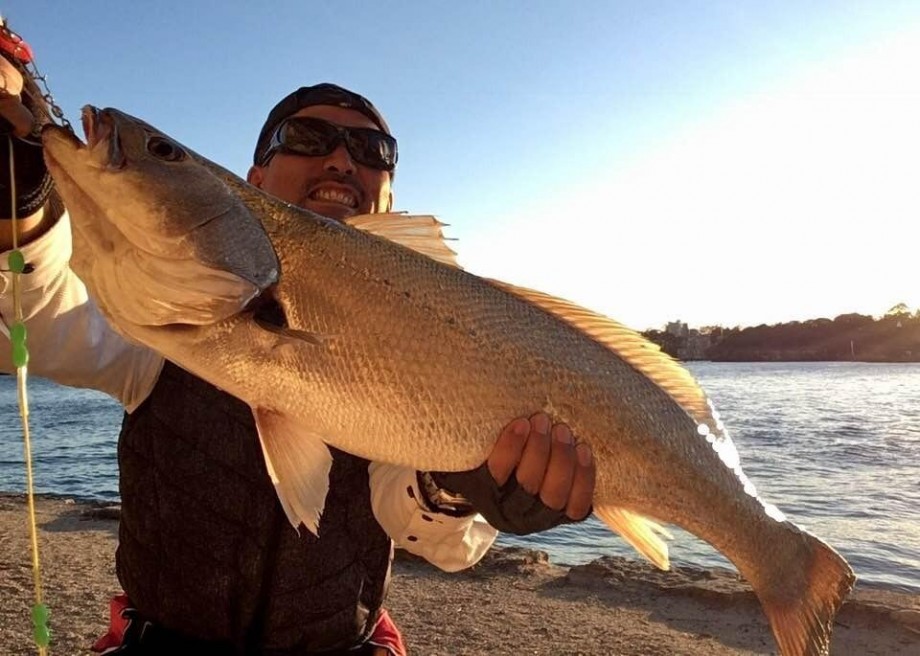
[310,188,357,207]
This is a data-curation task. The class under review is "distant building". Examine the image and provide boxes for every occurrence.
[679,329,712,361]
[660,321,712,360]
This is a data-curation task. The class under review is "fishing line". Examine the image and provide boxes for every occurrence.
[7,134,51,655]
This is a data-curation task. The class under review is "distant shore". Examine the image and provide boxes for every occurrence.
[644,313,920,363]
[0,494,917,655]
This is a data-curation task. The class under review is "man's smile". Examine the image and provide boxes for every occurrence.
[307,183,360,209]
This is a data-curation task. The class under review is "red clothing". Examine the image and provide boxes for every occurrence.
[92,594,407,655]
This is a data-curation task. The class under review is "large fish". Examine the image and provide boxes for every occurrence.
[42,107,855,655]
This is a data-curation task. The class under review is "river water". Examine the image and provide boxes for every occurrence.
[1,361,917,592]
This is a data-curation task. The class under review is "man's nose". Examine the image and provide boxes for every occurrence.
[322,143,356,175]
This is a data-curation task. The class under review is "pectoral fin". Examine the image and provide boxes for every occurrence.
[253,407,333,536]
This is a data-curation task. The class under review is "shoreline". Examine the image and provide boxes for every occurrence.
[1,495,917,655]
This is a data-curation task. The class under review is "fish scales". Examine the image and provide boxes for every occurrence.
[245,202,751,530]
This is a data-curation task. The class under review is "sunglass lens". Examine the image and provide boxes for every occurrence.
[346,131,397,170]
[281,119,337,156]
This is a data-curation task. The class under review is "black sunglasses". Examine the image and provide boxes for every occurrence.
[260,116,398,171]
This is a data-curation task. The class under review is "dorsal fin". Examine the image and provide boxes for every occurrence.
[345,212,462,269]
[488,280,721,436]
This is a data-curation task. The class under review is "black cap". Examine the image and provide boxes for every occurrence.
[253,83,392,165]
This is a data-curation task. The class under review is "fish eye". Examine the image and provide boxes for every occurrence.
[147,136,187,162]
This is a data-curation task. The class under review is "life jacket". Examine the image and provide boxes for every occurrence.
[116,361,393,653]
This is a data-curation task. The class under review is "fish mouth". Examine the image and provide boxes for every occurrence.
[82,106,126,169]
[81,106,101,148]
[41,120,103,220]
[41,106,125,223]
[41,106,125,170]
[40,121,84,151]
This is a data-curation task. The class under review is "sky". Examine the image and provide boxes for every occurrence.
[5,1,920,330]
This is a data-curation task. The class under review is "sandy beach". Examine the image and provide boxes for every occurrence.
[0,495,917,655]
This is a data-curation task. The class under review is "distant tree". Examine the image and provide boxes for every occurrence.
[680,309,920,363]
[834,313,874,327]
[699,325,725,342]
[887,302,911,317]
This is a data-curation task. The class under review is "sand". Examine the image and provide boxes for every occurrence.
[0,495,917,655]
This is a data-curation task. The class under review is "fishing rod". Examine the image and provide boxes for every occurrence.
[1,21,71,656]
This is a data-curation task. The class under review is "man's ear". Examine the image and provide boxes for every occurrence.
[247,166,263,188]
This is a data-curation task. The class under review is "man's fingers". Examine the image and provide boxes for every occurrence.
[514,413,552,494]
[539,424,577,511]
[0,57,24,97]
[488,412,596,521]
[565,443,595,520]
[487,416,529,486]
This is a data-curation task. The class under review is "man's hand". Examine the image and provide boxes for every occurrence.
[0,48,57,249]
[0,56,33,136]
[426,413,596,535]
[487,413,594,521]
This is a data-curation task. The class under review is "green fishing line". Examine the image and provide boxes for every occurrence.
[8,132,51,655]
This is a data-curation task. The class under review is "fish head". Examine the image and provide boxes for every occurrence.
[42,106,279,327]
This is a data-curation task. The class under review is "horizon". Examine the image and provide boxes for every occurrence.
[5,2,920,331]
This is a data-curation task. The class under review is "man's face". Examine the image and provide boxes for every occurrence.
[247,105,393,220]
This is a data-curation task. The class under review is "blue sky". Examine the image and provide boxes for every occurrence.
[6,1,920,329]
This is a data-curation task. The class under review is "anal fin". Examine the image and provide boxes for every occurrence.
[595,506,673,570]
[253,407,333,536]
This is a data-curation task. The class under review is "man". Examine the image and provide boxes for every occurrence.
[1,30,595,655]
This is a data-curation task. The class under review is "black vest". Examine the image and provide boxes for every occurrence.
[116,362,393,653]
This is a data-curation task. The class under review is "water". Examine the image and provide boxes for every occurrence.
[1,362,918,593]
[0,378,121,501]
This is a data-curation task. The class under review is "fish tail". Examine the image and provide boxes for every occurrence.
[750,529,855,656]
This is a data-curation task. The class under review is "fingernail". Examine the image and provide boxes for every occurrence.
[576,443,593,466]
[553,424,573,444]
[532,413,550,435]
[512,418,529,437]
